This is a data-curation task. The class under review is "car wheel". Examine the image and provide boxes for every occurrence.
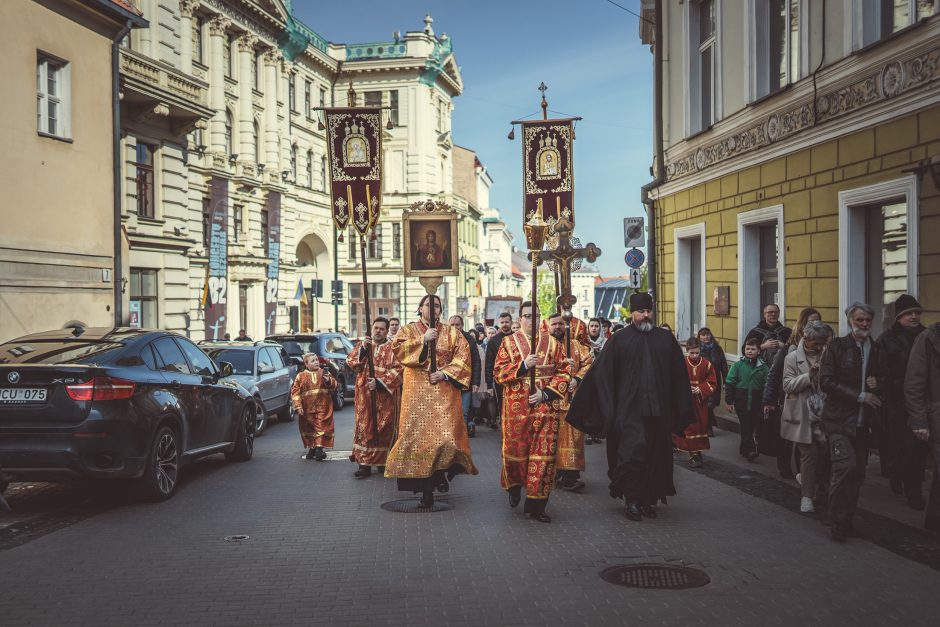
[333,378,345,410]
[136,425,180,502]
[277,403,295,423]
[253,398,267,436]
[226,404,255,462]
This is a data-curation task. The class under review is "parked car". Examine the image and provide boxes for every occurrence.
[200,341,295,436]
[0,327,256,501]
[265,333,356,409]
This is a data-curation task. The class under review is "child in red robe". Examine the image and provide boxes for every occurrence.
[673,337,717,467]
[290,353,337,461]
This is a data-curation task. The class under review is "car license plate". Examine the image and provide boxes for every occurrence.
[0,388,48,404]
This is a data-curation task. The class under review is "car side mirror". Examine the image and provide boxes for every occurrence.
[258,363,275,374]
[218,361,234,378]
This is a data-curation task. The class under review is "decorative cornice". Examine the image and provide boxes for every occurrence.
[204,0,277,43]
[663,43,940,183]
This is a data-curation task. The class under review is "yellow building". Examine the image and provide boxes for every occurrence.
[642,0,939,355]
[0,0,146,341]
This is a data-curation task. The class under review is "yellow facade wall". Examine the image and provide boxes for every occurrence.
[655,106,940,354]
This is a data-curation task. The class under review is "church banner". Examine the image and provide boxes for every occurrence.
[521,119,575,228]
[204,176,229,341]
[264,191,281,337]
[324,107,383,236]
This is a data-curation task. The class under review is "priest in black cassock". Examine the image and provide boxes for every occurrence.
[566,293,693,521]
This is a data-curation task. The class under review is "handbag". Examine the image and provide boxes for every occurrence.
[807,349,828,444]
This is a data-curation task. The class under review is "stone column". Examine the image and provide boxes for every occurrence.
[178,0,198,74]
[207,15,230,156]
[237,34,256,167]
[280,60,294,178]
[262,49,281,173]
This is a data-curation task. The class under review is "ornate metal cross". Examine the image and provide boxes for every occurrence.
[535,219,601,314]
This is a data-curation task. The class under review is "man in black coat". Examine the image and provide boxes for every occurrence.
[566,293,693,522]
[873,294,927,509]
[820,302,881,542]
[484,312,514,429]
[745,304,792,365]
[748,304,793,475]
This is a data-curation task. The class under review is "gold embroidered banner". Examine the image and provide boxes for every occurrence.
[324,107,382,235]
[521,118,575,228]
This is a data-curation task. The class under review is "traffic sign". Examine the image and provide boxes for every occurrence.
[624,247,645,269]
[627,268,642,289]
[623,217,645,247]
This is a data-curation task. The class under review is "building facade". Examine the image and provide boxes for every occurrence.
[643,0,940,355]
[0,0,145,342]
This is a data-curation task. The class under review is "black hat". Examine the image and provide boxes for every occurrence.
[894,294,923,319]
[629,292,653,312]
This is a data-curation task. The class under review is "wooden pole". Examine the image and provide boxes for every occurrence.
[529,256,538,398]
[359,235,378,441]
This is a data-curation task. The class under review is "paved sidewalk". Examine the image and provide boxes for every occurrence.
[0,408,938,626]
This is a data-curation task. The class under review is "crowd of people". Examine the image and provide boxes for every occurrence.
[286,291,939,540]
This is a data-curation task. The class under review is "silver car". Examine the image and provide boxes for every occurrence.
[201,342,295,436]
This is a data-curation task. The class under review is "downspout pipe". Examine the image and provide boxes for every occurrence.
[112,21,133,327]
[639,0,665,322]
[331,62,343,331]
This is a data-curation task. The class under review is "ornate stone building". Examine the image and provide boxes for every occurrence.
[641,0,939,354]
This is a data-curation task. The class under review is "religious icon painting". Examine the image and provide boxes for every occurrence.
[402,201,459,278]
[521,119,575,228]
[324,107,382,236]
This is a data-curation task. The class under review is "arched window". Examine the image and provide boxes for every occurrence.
[306,150,313,188]
[224,109,234,156]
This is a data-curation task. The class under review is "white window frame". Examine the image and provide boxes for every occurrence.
[846,0,937,53]
[737,205,786,357]
[838,176,919,335]
[674,223,708,343]
[747,0,807,102]
[37,52,71,139]
[684,0,722,136]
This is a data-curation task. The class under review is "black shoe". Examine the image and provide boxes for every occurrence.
[305,448,317,460]
[747,451,760,462]
[594,438,604,444]
[780,471,795,480]
[314,447,327,461]
[354,466,372,479]
[624,501,642,522]
[830,525,846,543]
[585,436,593,445]
[561,480,586,493]
[890,477,904,495]
[529,512,552,523]
[377,466,385,474]
[508,486,522,508]
[907,494,926,511]
[436,477,450,493]
[418,492,434,508]
[639,504,657,518]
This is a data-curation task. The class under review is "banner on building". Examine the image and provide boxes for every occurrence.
[324,107,383,236]
[204,177,229,341]
[520,119,575,228]
[264,191,281,336]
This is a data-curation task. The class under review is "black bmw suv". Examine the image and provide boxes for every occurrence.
[0,327,256,501]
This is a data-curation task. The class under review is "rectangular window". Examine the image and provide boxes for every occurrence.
[320,155,327,191]
[365,91,382,108]
[261,208,269,256]
[368,224,383,259]
[865,200,909,337]
[134,142,156,219]
[130,268,158,329]
[320,86,327,108]
[224,34,233,78]
[392,223,401,259]
[348,227,357,260]
[389,90,399,126]
[239,284,249,332]
[36,53,70,139]
[306,151,314,188]
[232,204,243,243]
[304,80,311,117]
[289,77,296,112]
[759,223,779,310]
[202,197,211,247]
[436,99,444,131]
[290,145,297,180]
[688,0,717,135]
[193,17,204,65]
[250,51,258,91]
[857,0,937,48]
[753,0,800,100]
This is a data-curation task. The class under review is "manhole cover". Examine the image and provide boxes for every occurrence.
[380,499,452,513]
[600,564,710,589]
[224,534,250,542]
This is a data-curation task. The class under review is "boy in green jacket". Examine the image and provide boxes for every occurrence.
[725,338,769,461]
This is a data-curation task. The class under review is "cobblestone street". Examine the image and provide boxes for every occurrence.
[1,407,938,625]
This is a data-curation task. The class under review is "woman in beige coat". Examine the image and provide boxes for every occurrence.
[781,322,834,513]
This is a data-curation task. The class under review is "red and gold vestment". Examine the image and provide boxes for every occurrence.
[290,369,337,448]
[672,356,717,452]
[347,339,402,467]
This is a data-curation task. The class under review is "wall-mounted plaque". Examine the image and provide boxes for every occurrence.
[714,286,730,316]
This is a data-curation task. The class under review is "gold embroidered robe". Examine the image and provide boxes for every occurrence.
[549,317,594,471]
[494,330,571,500]
[384,321,478,479]
[346,339,402,466]
[290,369,337,448]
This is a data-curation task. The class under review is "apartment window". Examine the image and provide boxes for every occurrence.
[261,208,269,256]
[253,51,262,90]
[202,197,211,247]
[319,86,327,108]
[389,90,399,126]
[250,51,258,91]
[134,142,156,219]
[365,91,382,108]
[856,0,938,48]
[304,80,312,117]
[368,224,383,259]
[232,204,243,243]
[675,224,706,341]
[737,205,785,352]
[306,150,314,188]
[36,53,70,139]
[223,34,234,78]
[289,77,296,112]
[130,268,158,329]
[392,223,401,259]
[753,0,800,100]
[253,119,261,163]
[320,155,327,191]
[239,284,249,332]
[224,110,234,156]
[688,0,718,135]
[290,145,297,181]
[348,227,357,260]
[436,99,444,131]
[192,17,204,65]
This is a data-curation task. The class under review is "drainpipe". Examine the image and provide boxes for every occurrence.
[640,0,665,323]
[112,21,133,326]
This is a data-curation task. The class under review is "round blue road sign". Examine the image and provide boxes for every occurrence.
[624,248,645,269]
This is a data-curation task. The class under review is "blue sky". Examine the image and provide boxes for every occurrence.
[294,0,653,276]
